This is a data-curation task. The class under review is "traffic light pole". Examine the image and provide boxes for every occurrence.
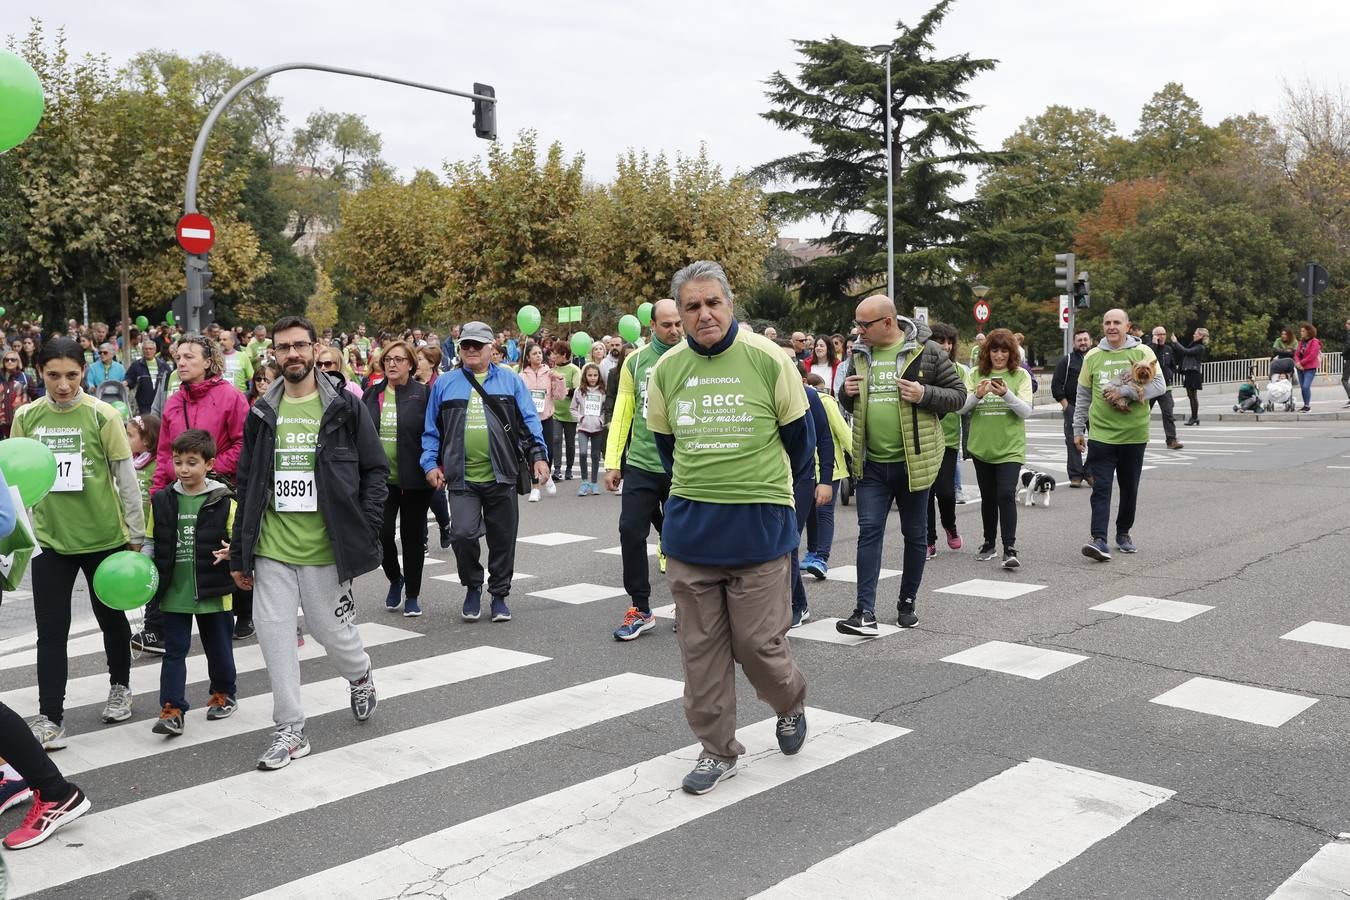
[180,62,498,333]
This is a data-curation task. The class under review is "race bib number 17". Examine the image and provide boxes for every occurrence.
[42,433,84,492]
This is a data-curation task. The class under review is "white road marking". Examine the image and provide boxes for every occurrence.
[1090,596,1213,622]
[1150,677,1317,728]
[1281,621,1350,651]
[1267,841,1350,898]
[942,641,1087,679]
[934,579,1046,600]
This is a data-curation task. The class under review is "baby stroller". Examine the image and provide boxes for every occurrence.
[94,378,135,415]
[1266,358,1296,412]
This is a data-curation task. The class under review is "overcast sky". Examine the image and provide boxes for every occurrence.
[8,0,1347,238]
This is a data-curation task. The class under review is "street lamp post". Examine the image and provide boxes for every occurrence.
[871,45,895,303]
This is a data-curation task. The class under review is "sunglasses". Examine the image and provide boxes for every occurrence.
[318,360,340,369]
[459,341,485,351]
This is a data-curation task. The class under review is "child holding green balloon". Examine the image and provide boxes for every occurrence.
[10,337,146,751]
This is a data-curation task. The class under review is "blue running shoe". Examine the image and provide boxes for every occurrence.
[402,597,422,617]
[462,587,482,622]
[805,555,828,581]
[490,596,511,622]
[1115,533,1137,554]
[384,578,404,611]
[613,607,655,641]
[0,776,32,814]
[1082,538,1112,562]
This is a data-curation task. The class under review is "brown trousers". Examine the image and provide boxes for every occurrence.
[667,554,807,762]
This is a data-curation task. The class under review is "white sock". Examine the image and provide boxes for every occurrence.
[1,764,20,781]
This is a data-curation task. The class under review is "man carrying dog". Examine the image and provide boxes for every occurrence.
[1073,309,1166,561]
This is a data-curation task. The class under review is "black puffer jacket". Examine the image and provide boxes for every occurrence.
[361,379,431,491]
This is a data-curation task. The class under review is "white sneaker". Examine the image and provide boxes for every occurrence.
[528,488,540,502]
[544,479,556,497]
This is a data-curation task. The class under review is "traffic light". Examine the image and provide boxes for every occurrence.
[473,83,496,141]
[1054,252,1075,294]
[198,263,215,326]
[1073,270,1091,310]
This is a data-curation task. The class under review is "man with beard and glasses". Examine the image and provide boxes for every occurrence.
[231,316,388,770]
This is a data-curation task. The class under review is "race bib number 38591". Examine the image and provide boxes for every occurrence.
[273,448,317,512]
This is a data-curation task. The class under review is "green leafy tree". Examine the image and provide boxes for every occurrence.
[1126,82,1223,177]
[754,0,1007,324]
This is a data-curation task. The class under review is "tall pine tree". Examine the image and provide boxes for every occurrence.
[755,0,1006,324]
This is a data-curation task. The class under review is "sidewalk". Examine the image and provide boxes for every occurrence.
[1027,381,1350,422]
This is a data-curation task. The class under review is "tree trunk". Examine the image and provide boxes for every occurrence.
[119,267,132,368]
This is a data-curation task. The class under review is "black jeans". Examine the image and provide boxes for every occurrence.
[32,547,130,724]
[1149,391,1177,442]
[448,480,519,598]
[617,466,670,612]
[1061,405,1086,480]
[540,418,558,475]
[1086,440,1147,540]
[381,485,434,598]
[551,420,577,478]
[578,431,604,483]
[972,458,1020,550]
[429,485,450,531]
[790,478,816,616]
[0,701,74,799]
[926,447,959,544]
[160,610,236,711]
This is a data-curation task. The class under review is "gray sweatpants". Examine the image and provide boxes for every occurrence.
[253,557,371,731]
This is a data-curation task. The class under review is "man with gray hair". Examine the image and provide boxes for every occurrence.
[646,260,814,795]
[87,343,125,389]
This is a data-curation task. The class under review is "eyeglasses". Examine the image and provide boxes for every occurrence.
[274,341,313,355]
[853,316,889,330]
[318,360,340,369]
[383,355,411,365]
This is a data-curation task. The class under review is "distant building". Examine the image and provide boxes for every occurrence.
[776,237,833,265]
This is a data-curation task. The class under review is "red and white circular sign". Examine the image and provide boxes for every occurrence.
[176,213,215,255]
[1060,304,1070,326]
[973,299,991,323]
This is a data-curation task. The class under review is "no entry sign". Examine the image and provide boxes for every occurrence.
[973,299,990,324]
[176,213,215,255]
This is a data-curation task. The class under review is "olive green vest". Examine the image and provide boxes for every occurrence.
[848,345,945,492]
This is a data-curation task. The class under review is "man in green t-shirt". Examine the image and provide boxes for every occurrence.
[1072,308,1165,561]
[231,315,388,771]
[644,261,812,796]
[220,330,254,394]
[548,344,580,481]
[245,325,272,368]
[838,295,966,635]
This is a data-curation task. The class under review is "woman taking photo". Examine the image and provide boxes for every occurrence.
[362,340,434,617]
[0,351,33,439]
[958,328,1032,570]
[1173,327,1209,425]
[1294,323,1321,413]
[12,338,146,748]
[807,337,839,396]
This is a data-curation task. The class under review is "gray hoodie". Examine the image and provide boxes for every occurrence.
[1072,335,1167,438]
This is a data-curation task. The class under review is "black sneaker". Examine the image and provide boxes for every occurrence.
[835,608,879,637]
[976,543,998,561]
[1002,548,1020,569]
[439,525,451,550]
[232,618,255,641]
[776,713,807,755]
[131,630,166,655]
[896,598,918,628]
[1082,538,1112,561]
[1115,533,1137,554]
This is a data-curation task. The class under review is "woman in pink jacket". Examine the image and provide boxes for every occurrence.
[1294,322,1322,413]
[134,334,250,654]
[517,341,567,502]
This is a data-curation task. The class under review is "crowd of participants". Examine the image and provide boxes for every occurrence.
[0,263,1320,850]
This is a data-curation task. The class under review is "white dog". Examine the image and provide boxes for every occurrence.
[1017,467,1056,507]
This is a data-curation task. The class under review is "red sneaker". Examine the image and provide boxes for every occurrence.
[3,787,92,850]
[945,527,963,550]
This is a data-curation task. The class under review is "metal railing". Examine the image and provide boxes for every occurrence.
[1202,351,1343,386]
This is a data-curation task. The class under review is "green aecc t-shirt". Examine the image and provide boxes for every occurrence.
[255,392,334,566]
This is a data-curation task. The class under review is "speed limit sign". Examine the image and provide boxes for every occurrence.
[973,299,990,324]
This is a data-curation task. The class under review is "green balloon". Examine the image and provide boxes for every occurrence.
[516,304,541,336]
[93,551,160,611]
[569,331,593,359]
[0,436,57,508]
[0,307,7,317]
[135,315,149,331]
[618,314,642,344]
[165,311,176,326]
[636,302,654,327]
[110,400,130,421]
[0,51,44,154]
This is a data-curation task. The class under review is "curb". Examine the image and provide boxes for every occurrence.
[1025,408,1350,422]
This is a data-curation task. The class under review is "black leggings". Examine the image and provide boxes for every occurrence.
[381,485,434,598]
[972,458,1020,551]
[0,701,74,799]
[1185,388,1199,420]
[578,431,604,483]
[551,420,576,477]
[32,547,130,725]
[926,447,958,544]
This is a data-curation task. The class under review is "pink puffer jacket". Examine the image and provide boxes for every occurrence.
[152,375,250,492]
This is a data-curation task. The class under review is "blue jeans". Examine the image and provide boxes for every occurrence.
[790,479,816,616]
[804,479,841,560]
[855,459,929,614]
[160,610,237,712]
[1299,368,1316,406]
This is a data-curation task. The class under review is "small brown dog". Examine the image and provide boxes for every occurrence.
[1107,362,1155,411]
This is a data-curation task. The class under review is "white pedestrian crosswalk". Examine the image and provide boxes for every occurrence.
[0,621,1342,898]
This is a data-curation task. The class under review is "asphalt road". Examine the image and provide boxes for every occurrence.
[2,412,1349,899]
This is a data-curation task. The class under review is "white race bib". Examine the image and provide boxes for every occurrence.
[583,398,602,418]
[273,448,318,512]
[531,389,547,413]
[43,432,84,492]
